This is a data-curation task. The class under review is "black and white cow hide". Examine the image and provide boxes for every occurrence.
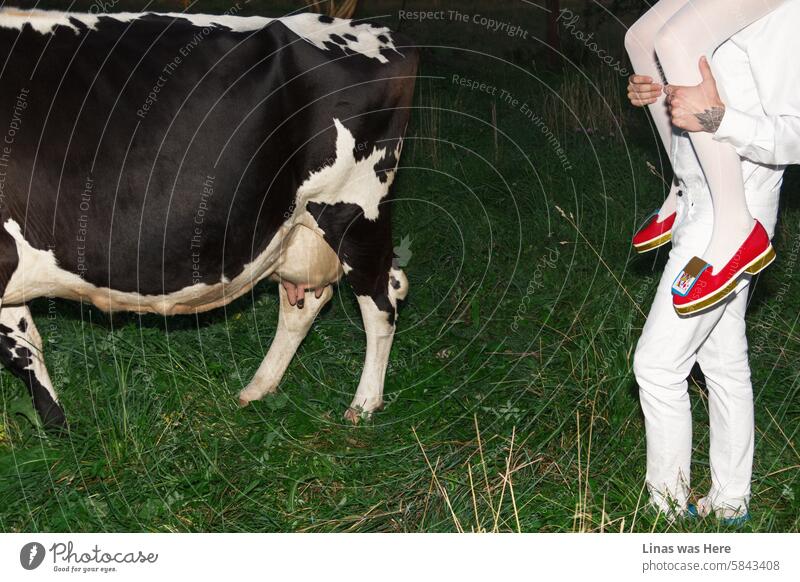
[0,7,418,429]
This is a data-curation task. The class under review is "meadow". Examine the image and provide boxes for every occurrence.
[0,0,797,532]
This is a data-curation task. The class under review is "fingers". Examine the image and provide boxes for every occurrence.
[698,55,715,83]
[629,74,653,84]
[670,106,687,119]
[627,76,663,107]
[663,85,694,101]
[628,86,662,97]
[627,83,662,95]
[627,89,661,106]
[668,105,695,131]
[664,87,683,106]
[628,91,661,106]
[629,82,662,93]
[671,114,690,130]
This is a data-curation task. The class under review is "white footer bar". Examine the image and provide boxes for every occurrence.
[1,533,798,580]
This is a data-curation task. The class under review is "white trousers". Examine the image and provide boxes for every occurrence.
[634,185,779,515]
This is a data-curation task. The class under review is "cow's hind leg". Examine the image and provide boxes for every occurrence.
[309,200,409,423]
[344,257,409,424]
[238,283,333,405]
[344,268,408,424]
[0,305,66,430]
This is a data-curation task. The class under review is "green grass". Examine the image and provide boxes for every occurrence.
[1,0,798,533]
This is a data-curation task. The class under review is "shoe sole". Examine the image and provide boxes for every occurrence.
[685,504,750,526]
[633,231,672,254]
[674,245,775,316]
[721,512,751,527]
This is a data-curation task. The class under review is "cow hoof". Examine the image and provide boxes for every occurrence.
[35,403,69,436]
[44,418,70,436]
[344,407,364,425]
[344,405,382,424]
[40,403,69,434]
[238,384,277,407]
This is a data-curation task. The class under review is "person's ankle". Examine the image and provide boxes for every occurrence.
[648,498,688,523]
[730,215,756,236]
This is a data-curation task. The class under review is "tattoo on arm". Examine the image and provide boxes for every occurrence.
[694,106,725,133]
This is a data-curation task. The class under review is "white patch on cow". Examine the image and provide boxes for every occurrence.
[0,304,60,404]
[109,11,272,31]
[281,13,396,63]
[389,265,408,303]
[1,217,341,315]
[0,8,395,62]
[297,119,395,221]
[0,8,99,33]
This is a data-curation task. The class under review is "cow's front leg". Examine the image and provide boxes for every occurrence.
[238,283,333,405]
[0,304,66,431]
[344,264,408,423]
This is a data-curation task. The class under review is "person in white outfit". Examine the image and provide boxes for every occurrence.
[626,0,800,522]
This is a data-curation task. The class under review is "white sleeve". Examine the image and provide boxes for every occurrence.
[713,106,800,166]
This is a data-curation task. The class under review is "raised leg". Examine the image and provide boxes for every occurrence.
[238,283,333,405]
[654,0,785,270]
[624,0,688,219]
[0,304,66,430]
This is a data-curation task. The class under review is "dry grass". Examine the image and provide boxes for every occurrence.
[543,66,628,144]
[413,417,540,533]
[303,0,359,19]
[412,78,442,169]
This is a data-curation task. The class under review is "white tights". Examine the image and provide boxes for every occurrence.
[625,0,785,271]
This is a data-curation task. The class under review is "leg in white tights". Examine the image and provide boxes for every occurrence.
[624,0,688,220]
[654,0,785,271]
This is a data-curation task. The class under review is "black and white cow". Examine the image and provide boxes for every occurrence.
[0,7,418,429]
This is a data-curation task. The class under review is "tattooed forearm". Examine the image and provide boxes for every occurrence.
[694,106,725,133]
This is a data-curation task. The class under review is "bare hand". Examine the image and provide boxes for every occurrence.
[627,74,663,107]
[665,56,726,133]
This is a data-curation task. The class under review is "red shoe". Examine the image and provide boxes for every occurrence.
[671,220,775,316]
[633,210,676,253]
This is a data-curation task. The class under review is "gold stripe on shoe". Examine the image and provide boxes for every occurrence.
[675,246,776,316]
[634,231,672,254]
[674,279,739,316]
[745,246,776,275]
